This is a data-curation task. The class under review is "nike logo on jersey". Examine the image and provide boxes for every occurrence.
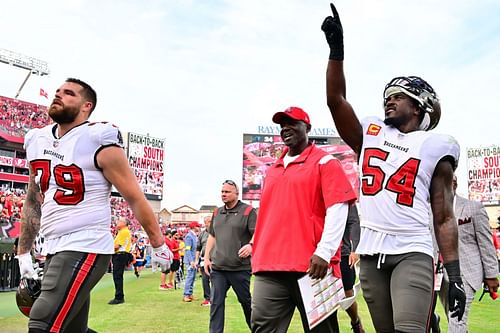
[367,124,381,136]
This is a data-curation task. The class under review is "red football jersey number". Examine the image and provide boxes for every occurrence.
[362,148,420,207]
[30,160,85,205]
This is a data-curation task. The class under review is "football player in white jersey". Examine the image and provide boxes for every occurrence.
[17,78,172,333]
[322,4,466,333]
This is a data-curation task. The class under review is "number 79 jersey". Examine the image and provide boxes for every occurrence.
[24,121,123,240]
[359,117,460,236]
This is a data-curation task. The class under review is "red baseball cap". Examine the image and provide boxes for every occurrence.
[189,222,201,229]
[272,106,311,125]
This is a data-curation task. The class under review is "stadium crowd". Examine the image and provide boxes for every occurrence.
[1,190,171,239]
[0,189,24,225]
[0,96,50,138]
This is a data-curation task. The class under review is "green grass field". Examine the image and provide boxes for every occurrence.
[0,269,498,332]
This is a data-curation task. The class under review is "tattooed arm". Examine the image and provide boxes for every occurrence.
[18,165,43,255]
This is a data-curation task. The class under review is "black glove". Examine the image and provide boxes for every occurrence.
[444,260,466,321]
[321,3,344,60]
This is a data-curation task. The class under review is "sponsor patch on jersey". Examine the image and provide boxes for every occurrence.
[367,124,381,136]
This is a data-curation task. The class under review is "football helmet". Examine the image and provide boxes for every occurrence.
[16,262,43,317]
[16,277,42,317]
[383,76,441,131]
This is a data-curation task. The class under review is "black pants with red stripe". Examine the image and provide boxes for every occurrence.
[29,251,111,333]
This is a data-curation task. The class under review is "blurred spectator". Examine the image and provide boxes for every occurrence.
[0,190,26,236]
[131,235,146,278]
[2,191,14,217]
[183,222,200,302]
[110,197,142,233]
[160,229,180,290]
[0,95,51,137]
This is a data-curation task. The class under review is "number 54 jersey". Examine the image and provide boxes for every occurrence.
[358,117,460,242]
[24,121,124,254]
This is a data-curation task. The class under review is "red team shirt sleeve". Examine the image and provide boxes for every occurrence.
[320,157,357,207]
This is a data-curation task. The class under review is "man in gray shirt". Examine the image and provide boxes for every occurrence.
[204,180,257,333]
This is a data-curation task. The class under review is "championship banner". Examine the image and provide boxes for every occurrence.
[127,132,165,200]
[467,145,500,206]
[242,134,359,201]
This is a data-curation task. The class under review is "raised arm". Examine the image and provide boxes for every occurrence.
[322,3,363,154]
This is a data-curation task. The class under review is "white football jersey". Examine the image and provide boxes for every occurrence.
[24,121,123,254]
[358,116,460,237]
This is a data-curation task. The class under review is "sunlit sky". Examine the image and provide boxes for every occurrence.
[1,0,499,210]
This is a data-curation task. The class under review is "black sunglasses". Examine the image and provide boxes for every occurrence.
[223,180,238,188]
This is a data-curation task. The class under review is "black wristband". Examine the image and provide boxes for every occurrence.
[329,47,344,61]
[444,259,461,281]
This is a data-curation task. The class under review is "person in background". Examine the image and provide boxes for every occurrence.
[204,180,257,332]
[196,216,212,306]
[178,236,186,274]
[132,236,146,278]
[109,217,132,304]
[339,205,365,333]
[183,222,200,302]
[2,191,14,219]
[437,175,499,332]
[160,229,180,290]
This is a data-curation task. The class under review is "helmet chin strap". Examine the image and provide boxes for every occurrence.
[419,113,431,131]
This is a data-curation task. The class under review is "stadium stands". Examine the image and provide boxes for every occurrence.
[0,95,164,239]
[0,95,50,138]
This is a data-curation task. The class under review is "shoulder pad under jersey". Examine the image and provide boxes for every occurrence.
[423,133,460,169]
[87,121,124,148]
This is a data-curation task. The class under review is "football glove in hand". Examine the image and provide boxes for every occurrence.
[321,3,344,60]
[151,244,173,271]
[444,260,466,321]
[17,253,36,279]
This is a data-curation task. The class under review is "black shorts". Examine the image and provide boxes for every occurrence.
[162,259,180,273]
[340,255,356,291]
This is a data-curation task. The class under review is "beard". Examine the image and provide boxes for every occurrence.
[48,103,80,124]
[383,117,397,127]
[383,113,406,128]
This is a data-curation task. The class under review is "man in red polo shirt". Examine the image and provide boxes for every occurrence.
[251,106,357,333]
